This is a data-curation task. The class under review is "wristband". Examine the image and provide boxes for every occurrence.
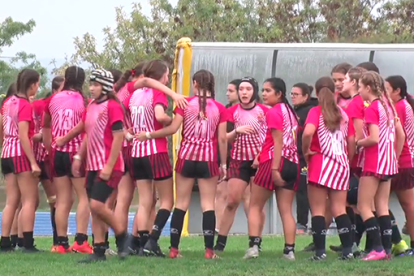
[125,133,133,141]
[146,132,152,139]
[73,154,82,161]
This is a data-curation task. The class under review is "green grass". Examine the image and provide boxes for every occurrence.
[2,236,414,276]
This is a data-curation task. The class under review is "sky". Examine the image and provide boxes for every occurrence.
[1,0,159,69]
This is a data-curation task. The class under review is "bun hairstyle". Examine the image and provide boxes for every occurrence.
[315,76,342,132]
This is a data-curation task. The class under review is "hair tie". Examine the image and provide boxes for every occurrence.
[131,69,136,77]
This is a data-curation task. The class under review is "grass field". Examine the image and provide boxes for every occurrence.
[2,236,414,276]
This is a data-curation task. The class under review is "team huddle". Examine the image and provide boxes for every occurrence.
[0,58,413,263]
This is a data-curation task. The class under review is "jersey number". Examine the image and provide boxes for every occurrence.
[57,109,74,131]
[331,130,343,155]
[131,106,146,133]
[387,120,395,143]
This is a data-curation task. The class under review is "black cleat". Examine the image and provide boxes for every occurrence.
[310,253,327,261]
[117,233,133,260]
[143,239,165,257]
[213,243,225,252]
[329,244,343,252]
[78,253,106,263]
[22,246,42,253]
[302,242,316,252]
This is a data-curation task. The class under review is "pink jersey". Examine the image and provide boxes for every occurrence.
[175,96,227,162]
[1,95,34,158]
[346,94,365,168]
[395,99,414,168]
[259,103,298,164]
[124,87,169,158]
[116,82,134,148]
[227,103,268,161]
[362,99,398,175]
[305,106,354,190]
[32,99,47,161]
[44,90,85,152]
[83,99,124,171]
[336,92,352,109]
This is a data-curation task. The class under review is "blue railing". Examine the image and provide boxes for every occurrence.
[0,212,172,236]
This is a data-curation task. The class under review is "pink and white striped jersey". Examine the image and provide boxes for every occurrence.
[175,96,227,162]
[395,99,414,168]
[227,103,268,161]
[124,88,169,158]
[305,106,353,190]
[362,99,398,175]
[116,83,134,148]
[346,94,365,168]
[83,99,124,171]
[1,95,34,158]
[44,91,85,152]
[259,103,298,164]
[32,99,47,161]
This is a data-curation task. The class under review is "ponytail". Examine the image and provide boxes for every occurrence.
[114,69,132,93]
[315,76,342,132]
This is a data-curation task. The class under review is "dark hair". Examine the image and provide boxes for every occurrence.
[193,70,215,119]
[114,62,147,93]
[385,75,413,117]
[51,76,65,92]
[229,79,241,89]
[16,69,40,97]
[360,71,396,126]
[1,82,17,107]
[347,67,367,90]
[357,62,380,74]
[108,69,122,83]
[63,66,87,106]
[331,62,352,75]
[293,82,312,99]
[264,77,298,125]
[315,76,342,132]
[143,60,168,80]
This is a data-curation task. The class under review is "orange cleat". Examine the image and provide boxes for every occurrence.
[169,247,182,259]
[55,245,72,254]
[72,241,93,254]
[50,245,58,253]
[204,248,219,259]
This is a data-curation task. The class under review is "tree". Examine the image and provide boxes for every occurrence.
[61,0,414,72]
[0,17,48,96]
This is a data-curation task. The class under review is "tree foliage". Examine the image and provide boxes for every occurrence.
[0,17,48,96]
[58,0,414,73]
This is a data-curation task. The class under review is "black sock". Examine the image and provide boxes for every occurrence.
[216,235,227,248]
[132,235,140,248]
[17,237,24,248]
[311,216,326,257]
[335,214,353,255]
[105,232,109,248]
[10,235,17,248]
[202,210,216,250]
[51,207,57,245]
[58,236,69,249]
[23,232,34,248]
[389,210,402,244]
[283,243,295,254]
[0,236,11,249]
[411,240,414,249]
[137,231,149,248]
[364,217,383,252]
[75,233,88,245]
[346,207,356,244]
[378,215,392,254]
[150,209,171,241]
[259,237,262,248]
[170,208,186,249]
[249,236,261,247]
[93,242,106,256]
[92,234,95,246]
[115,231,127,249]
[355,214,365,246]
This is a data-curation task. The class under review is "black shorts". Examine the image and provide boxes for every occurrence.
[38,160,50,181]
[361,171,395,182]
[132,153,172,181]
[52,150,85,178]
[1,155,31,175]
[227,159,257,183]
[86,170,123,203]
[346,174,359,205]
[175,158,219,179]
[254,158,299,191]
[122,146,133,175]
